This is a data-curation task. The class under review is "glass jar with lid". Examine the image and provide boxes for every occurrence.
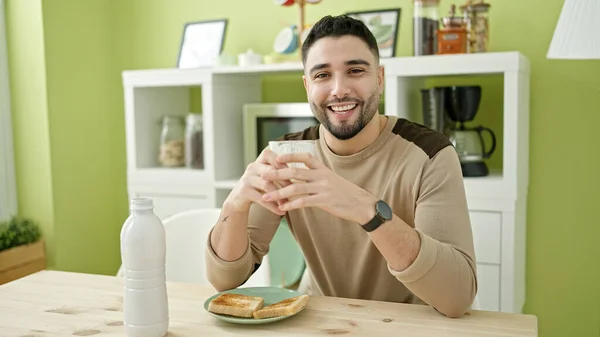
[159,115,185,167]
[460,0,491,53]
[184,113,204,170]
[413,0,441,56]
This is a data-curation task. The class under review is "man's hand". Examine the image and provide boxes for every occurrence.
[260,152,379,224]
[225,148,291,216]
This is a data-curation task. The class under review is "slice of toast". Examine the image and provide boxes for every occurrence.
[252,294,309,319]
[208,293,264,318]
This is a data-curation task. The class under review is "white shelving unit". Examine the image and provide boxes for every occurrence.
[122,51,530,314]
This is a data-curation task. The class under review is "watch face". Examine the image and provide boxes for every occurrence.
[376,200,393,220]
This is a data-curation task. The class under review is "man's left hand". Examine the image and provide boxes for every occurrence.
[260,152,378,225]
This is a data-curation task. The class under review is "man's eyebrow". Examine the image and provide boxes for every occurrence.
[309,59,371,74]
[346,59,371,67]
[309,63,330,74]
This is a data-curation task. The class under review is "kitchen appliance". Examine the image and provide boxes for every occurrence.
[420,86,453,134]
[443,85,496,177]
[436,4,468,54]
[242,103,319,166]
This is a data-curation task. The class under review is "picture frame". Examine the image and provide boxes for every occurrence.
[345,8,401,58]
[177,19,228,69]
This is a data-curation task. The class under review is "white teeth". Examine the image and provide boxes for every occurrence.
[330,104,357,114]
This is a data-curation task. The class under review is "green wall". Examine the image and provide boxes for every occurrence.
[41,0,127,274]
[6,0,127,274]
[5,0,56,268]
[7,0,600,336]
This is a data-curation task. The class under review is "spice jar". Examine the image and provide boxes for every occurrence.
[185,113,204,170]
[159,115,185,167]
[460,0,491,53]
[437,4,467,54]
[413,0,441,56]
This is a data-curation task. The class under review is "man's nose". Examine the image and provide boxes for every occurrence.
[330,76,351,98]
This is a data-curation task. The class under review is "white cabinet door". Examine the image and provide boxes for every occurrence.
[476,264,500,312]
[469,210,502,264]
[469,210,502,312]
[132,191,214,220]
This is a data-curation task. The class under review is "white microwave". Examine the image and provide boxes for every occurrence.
[242,103,320,166]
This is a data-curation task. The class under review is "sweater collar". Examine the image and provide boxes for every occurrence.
[318,115,397,165]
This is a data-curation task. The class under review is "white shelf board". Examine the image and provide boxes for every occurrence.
[381,51,529,77]
[122,67,212,88]
[212,62,303,75]
[128,167,209,186]
[214,179,239,189]
[123,62,304,88]
[122,52,528,88]
[463,172,508,199]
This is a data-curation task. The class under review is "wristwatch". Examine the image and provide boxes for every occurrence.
[361,200,393,232]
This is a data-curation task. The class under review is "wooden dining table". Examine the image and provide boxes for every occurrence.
[0,270,537,336]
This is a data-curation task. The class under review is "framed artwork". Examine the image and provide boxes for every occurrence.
[177,19,228,68]
[346,8,401,58]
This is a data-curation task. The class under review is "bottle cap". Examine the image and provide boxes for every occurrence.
[460,0,491,13]
[131,198,154,210]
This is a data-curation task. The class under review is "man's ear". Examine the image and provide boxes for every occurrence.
[377,66,385,95]
[303,75,309,95]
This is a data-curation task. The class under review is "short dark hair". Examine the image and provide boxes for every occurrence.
[301,15,380,65]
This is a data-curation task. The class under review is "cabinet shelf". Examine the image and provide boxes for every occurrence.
[382,51,529,77]
[122,52,529,88]
[215,179,239,189]
[128,167,209,186]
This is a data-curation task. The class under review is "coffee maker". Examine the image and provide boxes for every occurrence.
[421,85,496,177]
[420,87,453,135]
[444,85,496,177]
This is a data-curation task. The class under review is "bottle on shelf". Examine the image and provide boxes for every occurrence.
[185,113,204,170]
[460,0,491,53]
[159,115,185,167]
[120,198,169,337]
[413,0,441,56]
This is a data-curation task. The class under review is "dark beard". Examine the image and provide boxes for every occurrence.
[310,90,380,140]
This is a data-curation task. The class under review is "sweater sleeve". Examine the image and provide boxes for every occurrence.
[387,145,478,318]
[205,202,283,291]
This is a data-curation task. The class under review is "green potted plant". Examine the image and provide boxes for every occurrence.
[0,216,46,285]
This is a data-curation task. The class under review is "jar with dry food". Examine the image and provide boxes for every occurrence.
[413,0,441,56]
[185,113,204,170]
[460,0,491,53]
[159,115,185,167]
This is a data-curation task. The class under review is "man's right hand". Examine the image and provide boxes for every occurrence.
[224,148,290,216]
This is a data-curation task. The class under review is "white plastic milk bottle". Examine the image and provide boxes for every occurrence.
[120,198,169,337]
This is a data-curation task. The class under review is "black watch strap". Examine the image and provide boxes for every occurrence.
[361,200,392,232]
[362,216,385,232]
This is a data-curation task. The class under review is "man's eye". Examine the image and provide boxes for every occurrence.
[315,73,329,79]
[349,68,364,74]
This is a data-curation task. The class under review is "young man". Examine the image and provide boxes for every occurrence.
[206,15,477,318]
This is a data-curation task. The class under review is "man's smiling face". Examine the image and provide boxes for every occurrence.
[303,35,384,140]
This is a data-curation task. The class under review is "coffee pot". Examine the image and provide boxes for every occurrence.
[447,125,496,176]
[443,85,497,177]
